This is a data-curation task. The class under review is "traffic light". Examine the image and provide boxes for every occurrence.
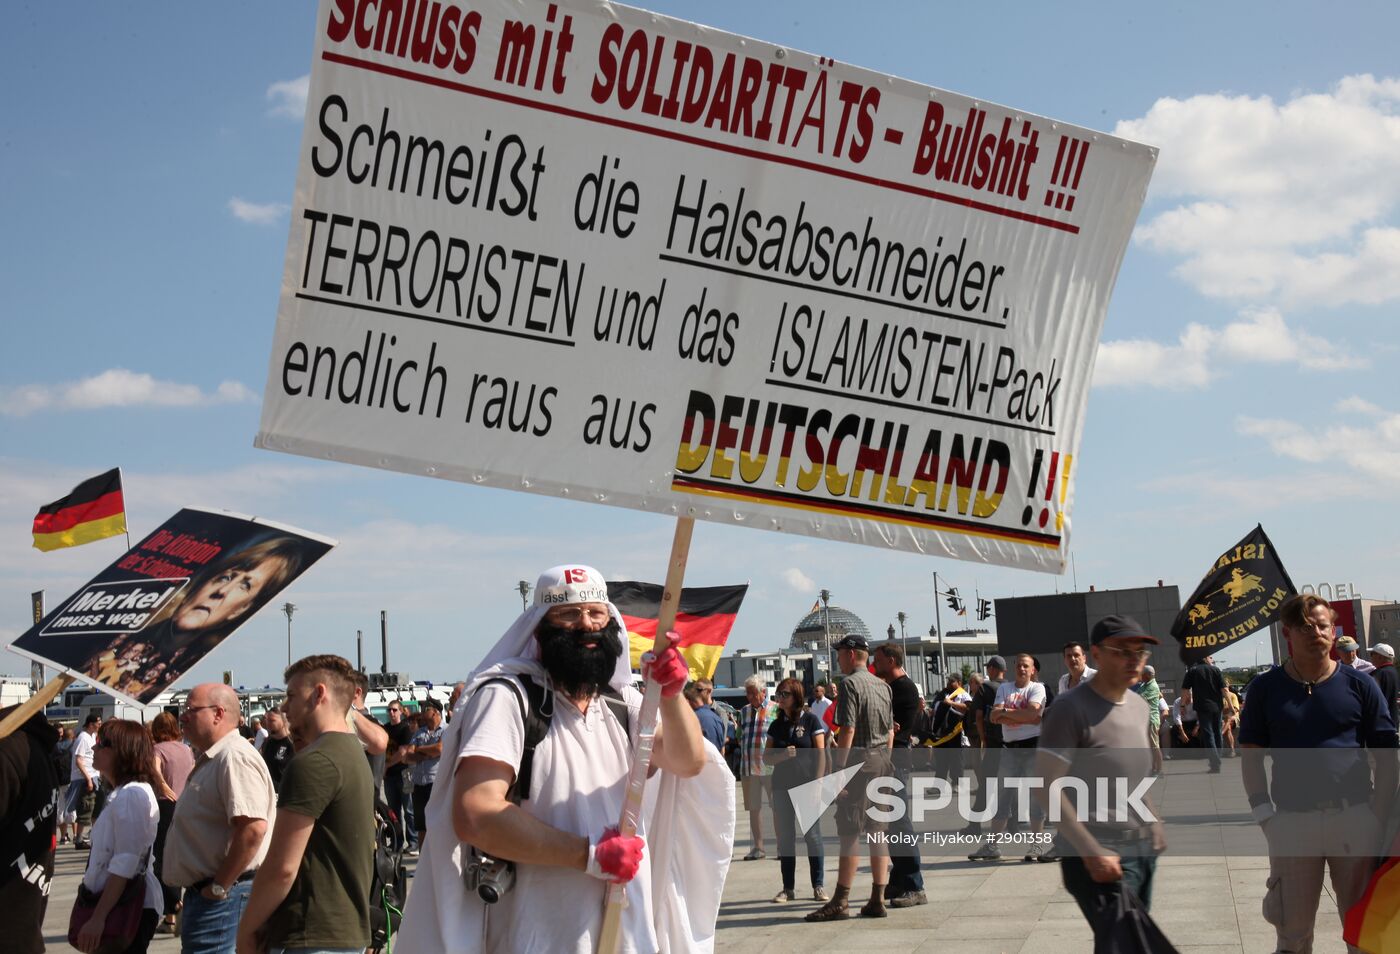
[977,598,992,621]
[945,587,964,613]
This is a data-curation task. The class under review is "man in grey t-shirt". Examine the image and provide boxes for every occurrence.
[806,633,894,922]
[1037,615,1166,939]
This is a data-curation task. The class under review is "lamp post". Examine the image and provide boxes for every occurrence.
[517,580,531,611]
[897,610,909,685]
[820,588,833,683]
[281,602,297,668]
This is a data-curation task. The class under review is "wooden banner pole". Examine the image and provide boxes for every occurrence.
[0,673,75,740]
[596,514,695,954]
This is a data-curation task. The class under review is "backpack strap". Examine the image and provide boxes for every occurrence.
[481,676,634,801]
[599,686,634,740]
[483,676,554,802]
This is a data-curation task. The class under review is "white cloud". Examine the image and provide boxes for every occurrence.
[781,567,815,593]
[1336,396,1384,416]
[1117,74,1400,306]
[1237,397,1400,486]
[228,197,290,225]
[267,75,309,119]
[1093,308,1362,389]
[0,369,256,416]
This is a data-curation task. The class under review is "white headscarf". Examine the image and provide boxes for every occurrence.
[454,564,631,715]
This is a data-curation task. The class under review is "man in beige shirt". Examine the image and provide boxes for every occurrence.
[164,683,275,954]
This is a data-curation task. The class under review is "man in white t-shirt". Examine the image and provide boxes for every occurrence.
[1057,641,1098,696]
[396,565,734,954]
[65,714,101,848]
[969,653,1048,861]
[808,682,833,721]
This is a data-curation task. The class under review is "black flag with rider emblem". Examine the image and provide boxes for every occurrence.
[1171,525,1296,664]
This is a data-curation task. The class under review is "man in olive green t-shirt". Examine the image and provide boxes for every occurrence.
[237,654,374,953]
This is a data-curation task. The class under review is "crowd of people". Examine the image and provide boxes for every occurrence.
[721,596,1398,951]
[2,583,1396,953]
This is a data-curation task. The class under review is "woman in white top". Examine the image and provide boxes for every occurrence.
[73,719,162,954]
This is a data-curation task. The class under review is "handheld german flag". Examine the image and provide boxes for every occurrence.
[608,581,747,681]
[32,468,127,552]
[1345,829,1400,952]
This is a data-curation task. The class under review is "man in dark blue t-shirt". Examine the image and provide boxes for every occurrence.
[1240,594,1398,954]
[685,682,727,752]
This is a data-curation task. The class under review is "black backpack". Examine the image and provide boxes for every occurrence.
[368,803,407,954]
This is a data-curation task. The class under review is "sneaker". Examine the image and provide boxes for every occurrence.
[1036,843,1060,863]
[1023,842,1049,862]
[75,839,92,851]
[404,845,419,857]
[772,888,795,903]
[813,886,828,902]
[967,842,1001,862]
[887,890,928,908]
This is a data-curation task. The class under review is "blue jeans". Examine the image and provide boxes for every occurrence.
[885,758,924,897]
[181,881,252,954]
[270,949,362,954]
[1061,853,1158,927]
[1195,707,1223,769]
[772,776,824,891]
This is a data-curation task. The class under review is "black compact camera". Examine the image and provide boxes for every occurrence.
[464,847,517,904]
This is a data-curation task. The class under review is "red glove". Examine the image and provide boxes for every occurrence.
[587,827,645,883]
[642,631,688,698]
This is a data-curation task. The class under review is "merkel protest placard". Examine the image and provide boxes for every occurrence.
[255,0,1157,572]
[9,508,334,707]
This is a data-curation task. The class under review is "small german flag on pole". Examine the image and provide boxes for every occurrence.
[609,581,747,680]
[32,468,127,552]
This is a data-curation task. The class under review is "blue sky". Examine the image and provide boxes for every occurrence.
[3,2,1398,689]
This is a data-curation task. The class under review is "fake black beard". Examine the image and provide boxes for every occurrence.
[536,618,624,698]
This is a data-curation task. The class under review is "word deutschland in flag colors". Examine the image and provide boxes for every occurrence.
[32,468,127,552]
[609,581,747,680]
[1170,524,1296,663]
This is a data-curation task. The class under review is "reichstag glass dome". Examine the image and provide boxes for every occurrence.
[788,605,871,651]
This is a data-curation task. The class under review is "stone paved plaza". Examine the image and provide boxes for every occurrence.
[41,757,1351,953]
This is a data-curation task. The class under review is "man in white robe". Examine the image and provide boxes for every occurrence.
[396,564,734,953]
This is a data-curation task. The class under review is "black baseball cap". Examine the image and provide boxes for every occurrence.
[421,698,444,713]
[1090,615,1159,645]
[833,633,869,651]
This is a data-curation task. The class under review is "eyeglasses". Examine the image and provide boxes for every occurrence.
[776,690,794,698]
[545,606,612,626]
[1098,645,1152,662]
[181,704,222,717]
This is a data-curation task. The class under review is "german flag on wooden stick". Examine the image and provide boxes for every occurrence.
[608,581,747,681]
[32,468,127,552]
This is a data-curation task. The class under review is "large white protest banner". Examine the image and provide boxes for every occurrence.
[256,0,1156,572]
